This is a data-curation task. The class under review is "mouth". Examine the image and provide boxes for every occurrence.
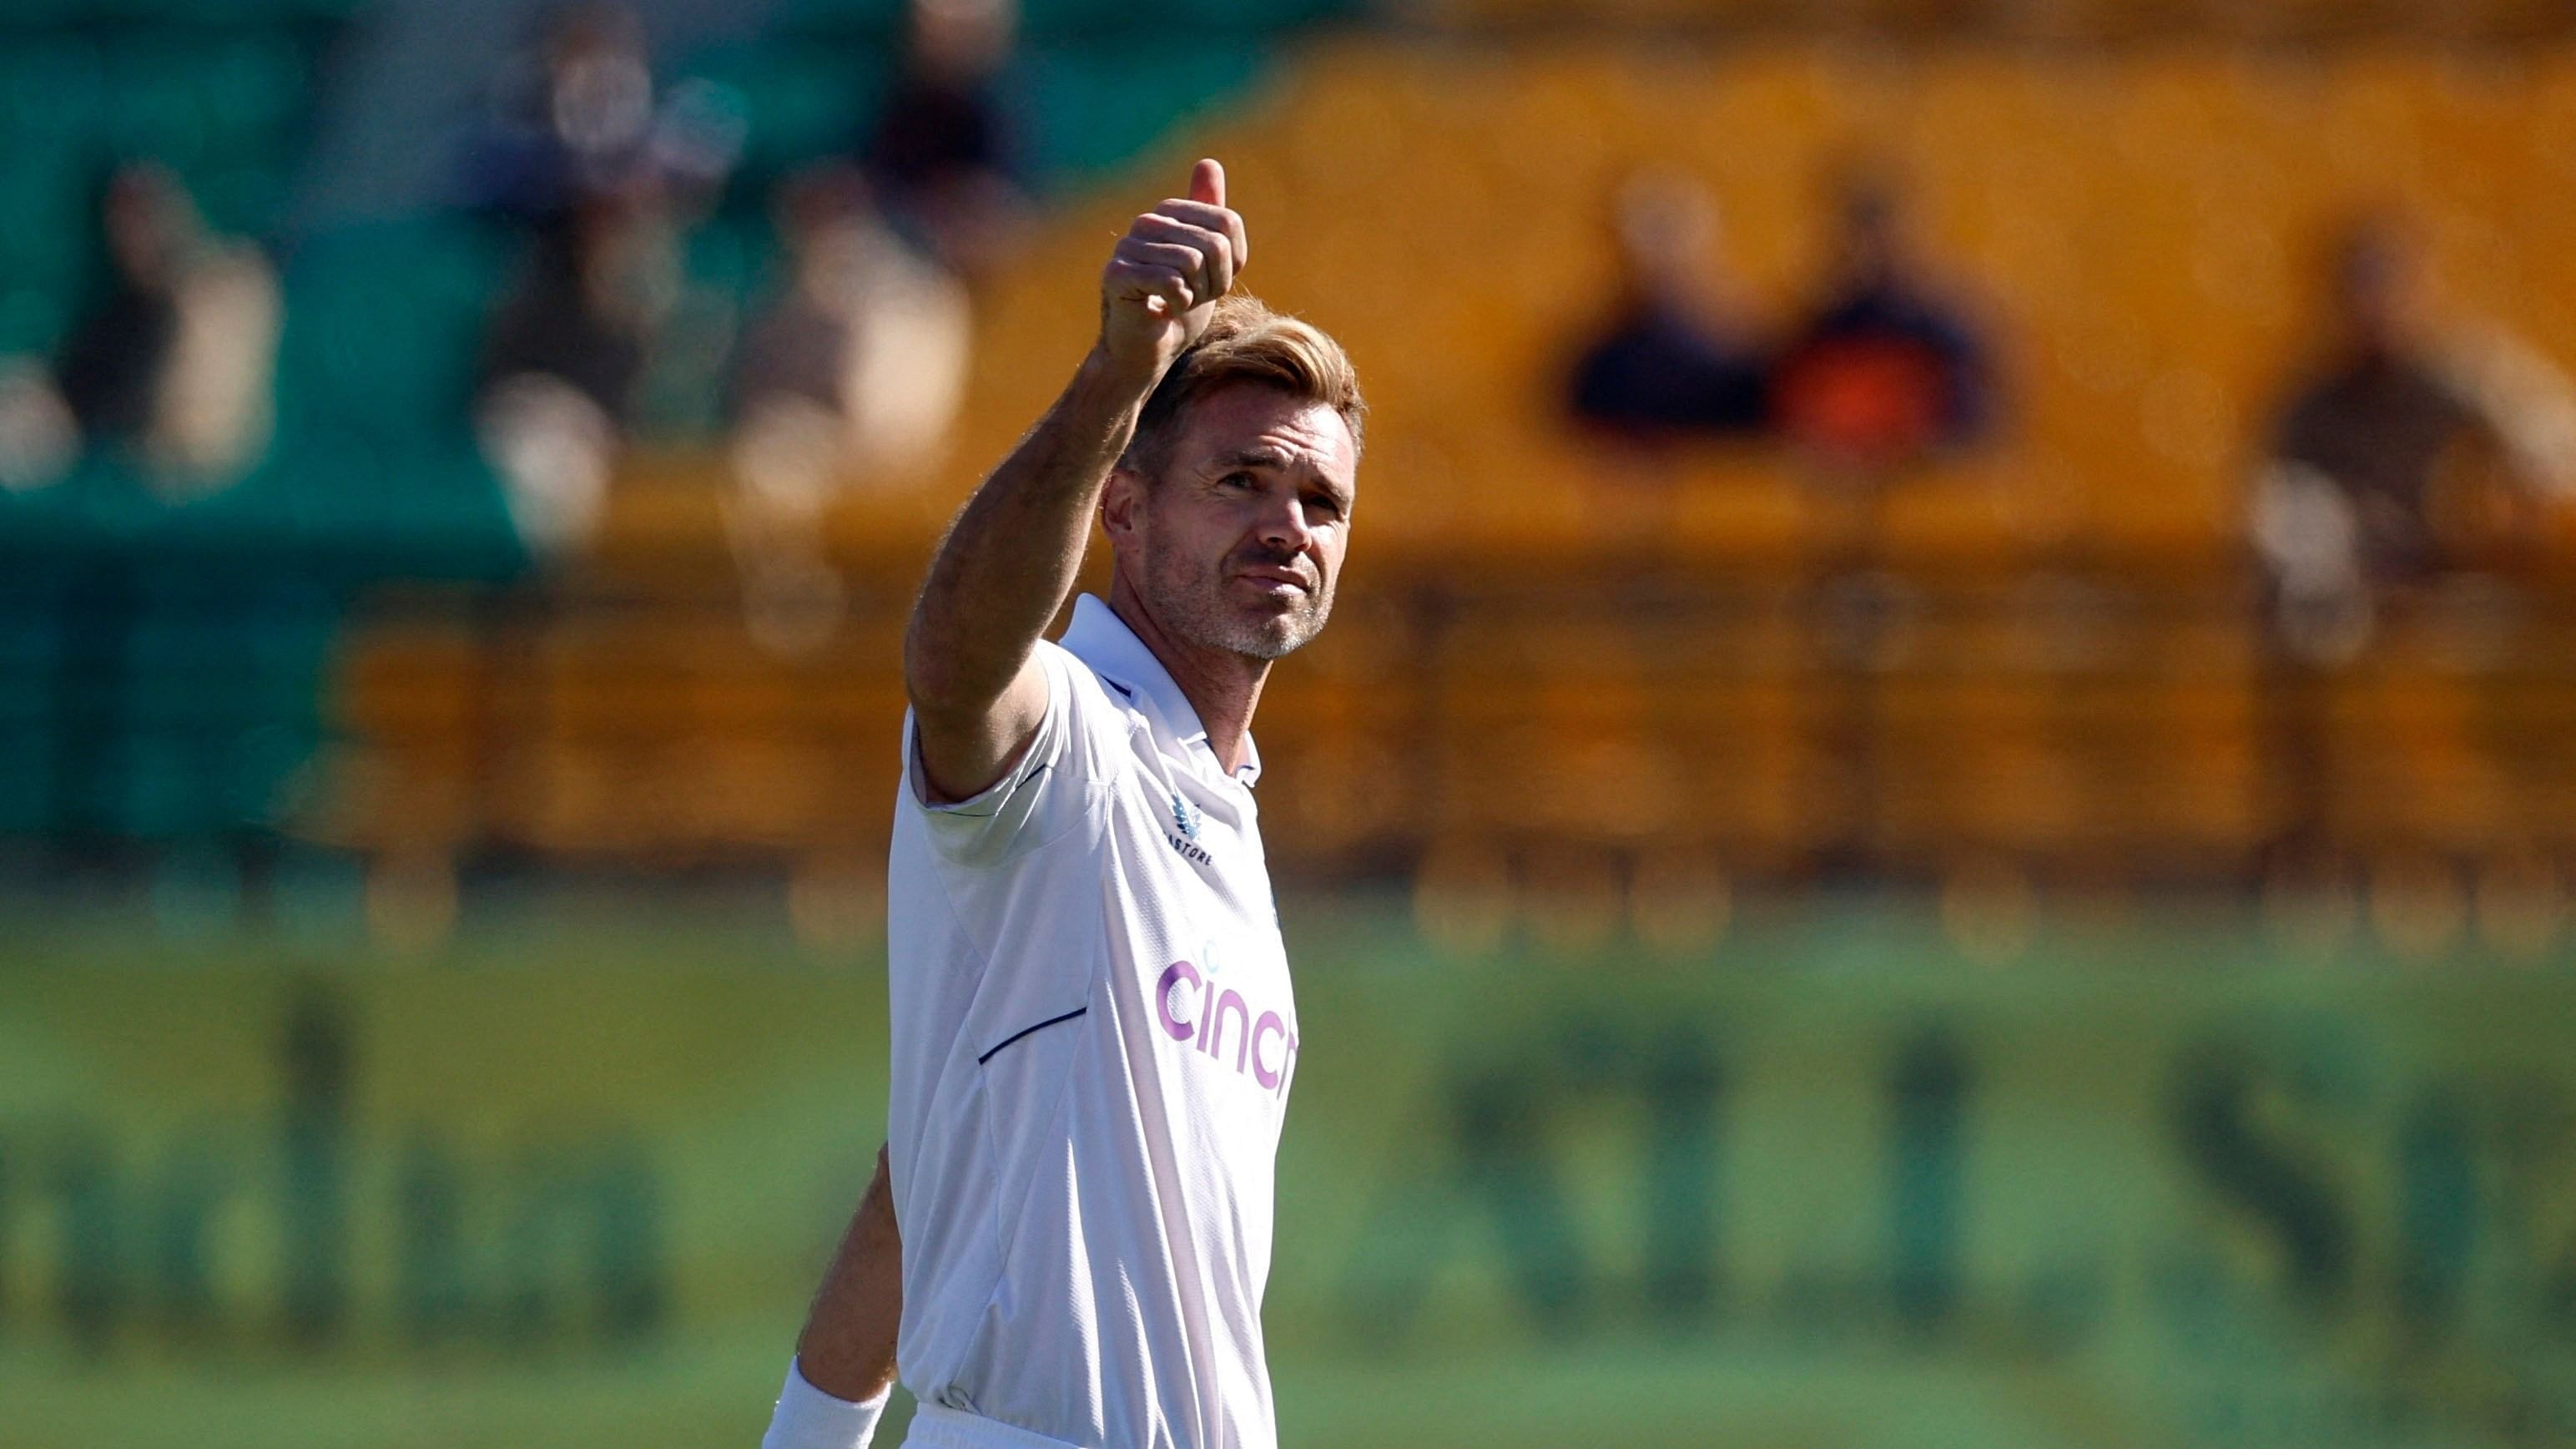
[1234,567,1312,596]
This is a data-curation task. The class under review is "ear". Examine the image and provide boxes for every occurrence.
[1099,465,1146,548]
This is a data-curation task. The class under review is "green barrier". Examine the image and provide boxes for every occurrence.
[2,909,2573,1448]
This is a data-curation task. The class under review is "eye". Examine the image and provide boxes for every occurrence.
[1218,471,1258,492]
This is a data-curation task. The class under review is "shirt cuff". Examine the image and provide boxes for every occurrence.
[761,1359,892,1449]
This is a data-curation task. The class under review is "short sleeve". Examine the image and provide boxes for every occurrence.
[901,643,1102,865]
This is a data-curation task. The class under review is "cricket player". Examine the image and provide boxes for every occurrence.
[761,155,1364,1449]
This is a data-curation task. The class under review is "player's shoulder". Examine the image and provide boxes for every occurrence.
[1035,636,1135,712]
[1031,637,1151,755]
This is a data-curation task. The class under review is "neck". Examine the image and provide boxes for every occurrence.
[1105,571,1268,777]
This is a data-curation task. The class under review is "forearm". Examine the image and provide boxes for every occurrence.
[764,1148,902,1449]
[904,346,1157,712]
[794,1149,904,1401]
[793,1213,900,1403]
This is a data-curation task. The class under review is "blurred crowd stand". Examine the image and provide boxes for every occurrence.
[1559,162,2010,881]
[241,27,2576,951]
[3,0,2576,954]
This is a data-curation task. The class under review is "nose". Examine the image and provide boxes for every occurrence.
[1253,485,1318,555]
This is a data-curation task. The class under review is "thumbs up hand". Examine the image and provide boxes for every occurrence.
[1098,158,1251,381]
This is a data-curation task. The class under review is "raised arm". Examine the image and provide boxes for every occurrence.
[903,159,1248,802]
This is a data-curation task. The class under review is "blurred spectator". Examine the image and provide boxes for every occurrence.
[731,169,970,483]
[479,188,660,429]
[1772,172,1995,473]
[474,182,670,555]
[1564,170,1768,444]
[464,3,744,556]
[724,167,971,654]
[2251,216,2576,662]
[0,163,280,496]
[864,0,1028,280]
[459,3,738,226]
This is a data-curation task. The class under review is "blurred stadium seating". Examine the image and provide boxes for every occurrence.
[0,0,2573,926]
[302,26,2576,917]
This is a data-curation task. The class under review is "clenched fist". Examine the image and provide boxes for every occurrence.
[1099,158,1250,380]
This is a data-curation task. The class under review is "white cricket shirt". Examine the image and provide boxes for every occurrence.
[884,593,1300,1449]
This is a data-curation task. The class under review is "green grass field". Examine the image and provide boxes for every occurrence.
[3,895,2571,1447]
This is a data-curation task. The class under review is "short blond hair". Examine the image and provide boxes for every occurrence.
[1122,294,1364,476]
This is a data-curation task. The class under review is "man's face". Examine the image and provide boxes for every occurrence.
[1111,382,1359,662]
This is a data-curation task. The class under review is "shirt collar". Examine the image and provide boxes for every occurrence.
[1059,593,1262,788]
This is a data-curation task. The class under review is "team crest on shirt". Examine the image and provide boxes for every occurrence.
[1163,791,1214,866]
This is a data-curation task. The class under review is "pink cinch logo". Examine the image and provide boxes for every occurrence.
[1155,961,1296,1098]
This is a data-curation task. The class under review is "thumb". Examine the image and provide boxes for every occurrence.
[1189,157,1224,210]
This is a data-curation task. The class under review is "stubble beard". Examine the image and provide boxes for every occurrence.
[1145,535,1333,662]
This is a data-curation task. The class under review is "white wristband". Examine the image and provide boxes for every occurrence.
[761,1359,892,1449]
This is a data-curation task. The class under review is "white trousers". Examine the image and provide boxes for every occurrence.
[901,1402,1087,1449]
